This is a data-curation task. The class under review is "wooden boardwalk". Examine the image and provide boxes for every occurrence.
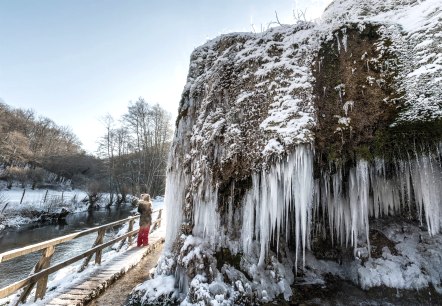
[42,233,164,306]
[0,211,165,306]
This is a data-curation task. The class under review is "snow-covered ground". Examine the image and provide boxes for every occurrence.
[131,220,442,305]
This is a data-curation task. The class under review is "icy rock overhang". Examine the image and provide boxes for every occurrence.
[167,0,442,246]
[157,0,442,304]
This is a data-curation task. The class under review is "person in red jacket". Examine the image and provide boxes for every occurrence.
[137,193,152,247]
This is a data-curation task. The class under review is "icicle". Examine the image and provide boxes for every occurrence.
[240,145,314,268]
[241,185,256,255]
[369,158,402,218]
[334,84,345,104]
[164,166,186,249]
[343,100,354,116]
[356,160,370,255]
[341,28,348,52]
[175,266,189,294]
[409,154,442,235]
[192,174,220,245]
[335,32,341,53]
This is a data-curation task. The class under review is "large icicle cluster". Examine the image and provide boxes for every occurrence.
[314,161,371,252]
[314,150,442,253]
[163,113,191,249]
[241,145,314,267]
[184,144,315,267]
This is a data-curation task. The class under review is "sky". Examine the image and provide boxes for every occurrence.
[0,0,332,154]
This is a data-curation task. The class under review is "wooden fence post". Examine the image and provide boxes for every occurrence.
[157,209,162,227]
[94,229,106,265]
[150,209,162,233]
[20,189,26,205]
[35,246,55,301]
[117,219,136,251]
[16,245,55,304]
[43,190,49,203]
[80,228,106,271]
[128,219,135,245]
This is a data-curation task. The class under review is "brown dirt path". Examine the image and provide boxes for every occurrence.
[88,244,163,306]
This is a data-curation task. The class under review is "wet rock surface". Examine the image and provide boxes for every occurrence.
[290,275,442,306]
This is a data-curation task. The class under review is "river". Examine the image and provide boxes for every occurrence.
[0,205,135,288]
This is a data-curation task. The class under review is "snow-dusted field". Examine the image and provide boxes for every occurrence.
[0,187,90,231]
[0,186,149,231]
[1,187,88,210]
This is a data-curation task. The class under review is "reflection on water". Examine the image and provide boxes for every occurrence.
[0,205,134,288]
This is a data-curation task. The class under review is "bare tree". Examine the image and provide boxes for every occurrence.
[97,98,172,197]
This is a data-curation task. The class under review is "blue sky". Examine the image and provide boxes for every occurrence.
[0,0,331,153]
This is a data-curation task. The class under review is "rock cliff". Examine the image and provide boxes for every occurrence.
[129,0,442,304]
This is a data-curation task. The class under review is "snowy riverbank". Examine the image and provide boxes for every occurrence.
[0,186,140,231]
[0,187,87,231]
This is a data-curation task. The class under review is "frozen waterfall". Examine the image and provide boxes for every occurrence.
[165,144,442,266]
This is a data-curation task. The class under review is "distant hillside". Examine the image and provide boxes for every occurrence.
[0,101,104,188]
[0,101,82,163]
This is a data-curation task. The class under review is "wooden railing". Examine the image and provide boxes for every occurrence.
[0,208,163,305]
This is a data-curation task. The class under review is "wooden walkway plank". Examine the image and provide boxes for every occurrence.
[41,235,165,306]
[45,297,80,305]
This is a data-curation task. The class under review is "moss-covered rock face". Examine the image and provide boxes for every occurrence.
[374,119,442,162]
[312,21,442,171]
[313,23,403,170]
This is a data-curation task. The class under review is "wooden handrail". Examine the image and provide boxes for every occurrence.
[0,228,139,299]
[0,209,161,263]
[0,207,163,303]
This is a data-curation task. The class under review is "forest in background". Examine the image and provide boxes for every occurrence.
[97,98,172,199]
[0,98,172,200]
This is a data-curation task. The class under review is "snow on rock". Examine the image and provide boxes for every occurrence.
[132,0,442,304]
[130,274,179,305]
[322,0,442,122]
[304,221,442,293]
[131,234,295,305]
